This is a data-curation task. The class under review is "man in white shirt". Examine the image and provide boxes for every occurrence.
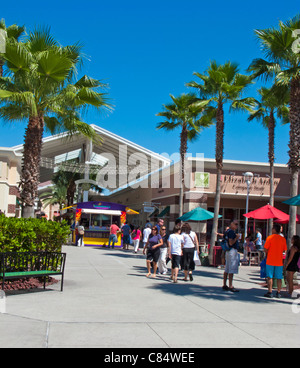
[142,224,152,249]
[168,225,184,283]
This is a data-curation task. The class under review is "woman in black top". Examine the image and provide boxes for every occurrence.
[143,226,163,278]
[285,235,300,297]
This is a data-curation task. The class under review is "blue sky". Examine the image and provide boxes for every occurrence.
[0,0,298,164]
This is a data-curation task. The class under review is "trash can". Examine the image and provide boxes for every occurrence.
[200,252,209,267]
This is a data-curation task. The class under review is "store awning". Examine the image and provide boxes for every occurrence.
[126,208,140,215]
[158,206,170,218]
[149,208,159,218]
[61,204,77,211]
[81,209,122,216]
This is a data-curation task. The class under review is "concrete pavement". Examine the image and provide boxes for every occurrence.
[0,245,299,348]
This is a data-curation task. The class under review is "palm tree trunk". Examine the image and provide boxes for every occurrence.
[287,77,300,248]
[268,110,275,236]
[288,169,298,246]
[209,100,224,262]
[0,58,3,77]
[179,126,188,217]
[20,115,44,218]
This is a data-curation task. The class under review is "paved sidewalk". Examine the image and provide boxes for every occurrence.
[0,245,299,348]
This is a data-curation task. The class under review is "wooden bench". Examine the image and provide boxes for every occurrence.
[0,252,66,292]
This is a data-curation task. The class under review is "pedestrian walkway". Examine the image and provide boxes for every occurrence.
[0,246,299,348]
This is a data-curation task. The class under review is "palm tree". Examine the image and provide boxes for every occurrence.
[187,61,254,260]
[0,19,25,76]
[248,86,289,234]
[248,14,300,246]
[40,183,68,212]
[0,27,112,217]
[156,93,213,217]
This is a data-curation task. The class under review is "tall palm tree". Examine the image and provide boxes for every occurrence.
[248,86,289,235]
[187,61,254,260]
[156,93,213,217]
[248,14,300,246]
[0,19,25,76]
[0,27,112,218]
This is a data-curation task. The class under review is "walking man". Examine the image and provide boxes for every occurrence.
[264,223,287,298]
[108,222,120,249]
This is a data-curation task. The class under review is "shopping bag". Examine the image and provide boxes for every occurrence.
[194,250,201,266]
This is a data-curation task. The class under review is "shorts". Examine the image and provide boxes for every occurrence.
[266,265,283,279]
[146,248,160,263]
[225,248,239,274]
[171,254,181,269]
[123,235,131,245]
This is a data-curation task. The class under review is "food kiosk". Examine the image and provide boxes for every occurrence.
[72,201,138,247]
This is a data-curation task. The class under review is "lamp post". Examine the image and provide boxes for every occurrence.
[244,172,254,242]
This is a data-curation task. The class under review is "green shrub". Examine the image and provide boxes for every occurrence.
[0,216,70,253]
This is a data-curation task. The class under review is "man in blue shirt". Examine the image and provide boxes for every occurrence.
[222,220,240,293]
[122,221,131,250]
[254,229,263,250]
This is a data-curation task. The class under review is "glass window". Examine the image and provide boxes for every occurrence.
[101,215,111,228]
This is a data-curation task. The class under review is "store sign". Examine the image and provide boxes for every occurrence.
[144,206,155,213]
[195,172,210,188]
[93,203,111,210]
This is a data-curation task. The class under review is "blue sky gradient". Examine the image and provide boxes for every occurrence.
[0,0,299,164]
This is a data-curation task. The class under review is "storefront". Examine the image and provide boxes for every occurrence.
[73,201,138,247]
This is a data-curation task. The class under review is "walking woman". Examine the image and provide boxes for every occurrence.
[181,222,199,281]
[285,235,300,297]
[143,226,163,278]
[158,225,169,275]
[132,226,142,253]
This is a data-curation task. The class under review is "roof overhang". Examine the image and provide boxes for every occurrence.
[12,124,172,189]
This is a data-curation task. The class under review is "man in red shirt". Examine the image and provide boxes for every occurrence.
[108,222,120,249]
[264,223,287,298]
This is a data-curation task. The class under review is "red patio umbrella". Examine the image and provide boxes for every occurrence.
[244,204,289,221]
[274,214,300,224]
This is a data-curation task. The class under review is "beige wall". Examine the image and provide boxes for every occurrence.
[0,151,21,217]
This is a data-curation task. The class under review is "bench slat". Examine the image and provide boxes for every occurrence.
[0,270,62,277]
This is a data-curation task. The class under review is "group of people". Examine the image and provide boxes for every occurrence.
[142,219,200,283]
[105,217,300,299]
[221,220,300,298]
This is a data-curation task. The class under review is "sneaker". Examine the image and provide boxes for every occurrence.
[264,292,273,298]
[275,292,281,299]
[222,285,230,291]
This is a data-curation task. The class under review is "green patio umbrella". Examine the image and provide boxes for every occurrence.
[178,207,222,222]
[283,194,300,206]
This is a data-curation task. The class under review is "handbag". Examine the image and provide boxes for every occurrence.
[188,234,201,266]
[194,250,201,266]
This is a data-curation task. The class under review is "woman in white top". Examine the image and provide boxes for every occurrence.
[181,222,199,281]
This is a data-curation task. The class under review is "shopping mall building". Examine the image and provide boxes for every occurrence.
[0,124,299,243]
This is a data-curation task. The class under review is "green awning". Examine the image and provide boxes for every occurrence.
[149,208,159,218]
[158,206,170,218]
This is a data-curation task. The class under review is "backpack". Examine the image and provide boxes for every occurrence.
[221,230,231,252]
